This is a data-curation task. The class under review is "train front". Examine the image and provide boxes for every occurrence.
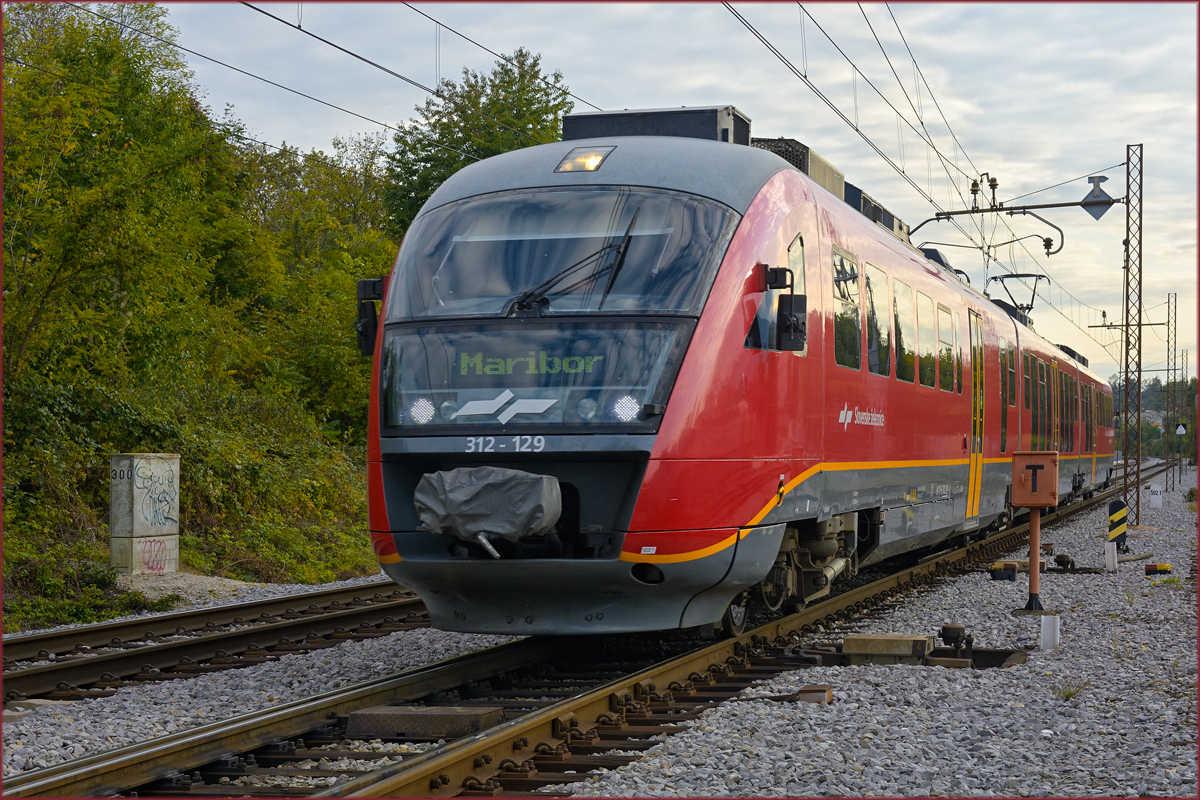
[364,137,777,634]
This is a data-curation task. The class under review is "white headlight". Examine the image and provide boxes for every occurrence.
[613,395,640,422]
[409,398,436,424]
[439,400,459,420]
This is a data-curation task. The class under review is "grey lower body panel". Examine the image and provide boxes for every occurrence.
[679,523,786,627]
[382,524,783,634]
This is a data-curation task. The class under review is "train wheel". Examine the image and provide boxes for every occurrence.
[722,592,750,637]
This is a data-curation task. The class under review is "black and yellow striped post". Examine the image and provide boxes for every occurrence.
[1108,499,1129,553]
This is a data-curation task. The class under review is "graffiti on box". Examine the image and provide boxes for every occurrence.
[141,539,170,572]
[134,456,178,528]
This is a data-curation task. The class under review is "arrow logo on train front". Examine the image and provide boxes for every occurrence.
[452,390,558,424]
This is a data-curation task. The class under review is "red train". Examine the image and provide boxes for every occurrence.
[358,106,1115,635]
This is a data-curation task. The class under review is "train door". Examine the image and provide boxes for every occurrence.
[966,311,984,521]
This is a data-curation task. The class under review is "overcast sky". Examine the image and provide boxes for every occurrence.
[163,2,1198,382]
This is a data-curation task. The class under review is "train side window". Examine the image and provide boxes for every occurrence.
[1023,352,1031,410]
[832,249,861,369]
[936,304,954,391]
[916,292,936,387]
[787,235,807,356]
[745,233,807,355]
[893,280,916,382]
[788,234,806,295]
[1039,360,1049,448]
[1007,343,1016,406]
[999,338,1009,452]
[955,312,963,393]
[864,265,891,376]
[1031,357,1040,449]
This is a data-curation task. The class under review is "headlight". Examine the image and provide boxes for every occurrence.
[612,395,640,422]
[409,398,436,424]
[439,400,459,420]
[576,397,598,421]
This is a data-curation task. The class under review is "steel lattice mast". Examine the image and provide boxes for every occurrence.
[1121,144,1144,524]
[1166,293,1176,492]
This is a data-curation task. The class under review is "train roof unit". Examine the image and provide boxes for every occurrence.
[844,181,911,244]
[563,105,752,145]
[750,137,845,202]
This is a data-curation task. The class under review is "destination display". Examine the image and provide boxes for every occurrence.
[379,321,692,432]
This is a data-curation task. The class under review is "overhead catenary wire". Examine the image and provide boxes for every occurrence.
[401,3,602,112]
[1004,162,1126,204]
[240,2,552,148]
[802,3,1124,357]
[64,3,481,163]
[3,54,385,184]
[879,4,1124,353]
[723,5,985,262]
[854,2,991,252]
[883,2,981,179]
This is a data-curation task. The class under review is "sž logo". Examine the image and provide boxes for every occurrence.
[452,390,557,424]
[837,402,885,430]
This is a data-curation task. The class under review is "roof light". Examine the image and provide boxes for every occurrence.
[555,146,615,173]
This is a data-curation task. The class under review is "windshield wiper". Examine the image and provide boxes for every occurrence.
[507,241,621,316]
[506,207,642,316]
[598,208,640,310]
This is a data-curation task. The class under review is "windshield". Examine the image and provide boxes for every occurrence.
[380,320,692,433]
[386,186,739,320]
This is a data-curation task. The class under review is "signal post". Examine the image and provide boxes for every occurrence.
[1011,452,1059,614]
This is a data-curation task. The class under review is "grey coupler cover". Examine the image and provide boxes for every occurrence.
[414,466,562,543]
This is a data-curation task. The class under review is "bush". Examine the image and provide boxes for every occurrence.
[1185,486,1196,503]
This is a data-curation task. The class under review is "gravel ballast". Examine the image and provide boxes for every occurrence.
[6,572,393,640]
[1,628,517,777]
[547,471,1198,797]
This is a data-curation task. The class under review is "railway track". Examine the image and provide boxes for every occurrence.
[3,581,427,700]
[5,468,1162,799]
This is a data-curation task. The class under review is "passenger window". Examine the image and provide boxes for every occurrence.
[745,233,807,355]
[1031,357,1040,449]
[893,280,916,382]
[1007,343,1017,406]
[954,312,963,393]
[832,250,861,369]
[917,292,936,387]
[788,234,806,295]
[1023,353,1031,410]
[1000,338,1009,452]
[864,265,890,376]
[937,304,954,391]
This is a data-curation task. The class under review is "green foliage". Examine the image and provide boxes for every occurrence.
[1187,487,1197,503]
[2,4,394,629]
[2,535,182,632]
[384,48,573,237]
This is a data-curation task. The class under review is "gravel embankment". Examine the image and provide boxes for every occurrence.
[2,628,517,777]
[547,472,1198,797]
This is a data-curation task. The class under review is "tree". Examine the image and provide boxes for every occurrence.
[2,4,382,629]
[236,132,396,438]
[383,48,574,237]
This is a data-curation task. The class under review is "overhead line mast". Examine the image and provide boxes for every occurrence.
[1166,293,1177,492]
[1121,144,1144,525]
